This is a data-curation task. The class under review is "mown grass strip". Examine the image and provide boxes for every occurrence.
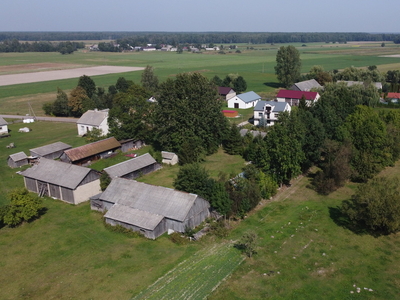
[132,242,244,300]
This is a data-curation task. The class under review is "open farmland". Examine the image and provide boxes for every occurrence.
[1,42,400,115]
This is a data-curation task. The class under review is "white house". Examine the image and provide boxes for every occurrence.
[276,90,320,107]
[77,109,109,136]
[0,117,8,135]
[253,101,291,126]
[228,91,261,109]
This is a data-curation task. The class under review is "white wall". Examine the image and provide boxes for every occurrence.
[228,96,258,109]
[73,179,101,205]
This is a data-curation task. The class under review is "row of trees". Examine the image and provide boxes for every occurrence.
[1,32,400,44]
[0,39,84,54]
[211,74,247,93]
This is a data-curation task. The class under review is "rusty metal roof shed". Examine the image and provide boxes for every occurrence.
[64,137,120,162]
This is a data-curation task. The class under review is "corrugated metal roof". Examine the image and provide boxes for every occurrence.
[9,151,28,161]
[64,137,121,162]
[237,91,261,103]
[20,158,93,189]
[105,204,164,230]
[161,151,176,160]
[77,109,108,126]
[293,79,322,91]
[30,142,72,157]
[239,129,266,138]
[100,178,198,221]
[277,90,318,100]
[254,101,289,112]
[104,153,156,178]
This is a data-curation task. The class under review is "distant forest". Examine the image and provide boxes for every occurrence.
[1,31,400,45]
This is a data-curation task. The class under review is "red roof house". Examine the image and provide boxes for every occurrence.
[276,90,320,106]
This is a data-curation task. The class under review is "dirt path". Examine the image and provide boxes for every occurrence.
[0,66,144,87]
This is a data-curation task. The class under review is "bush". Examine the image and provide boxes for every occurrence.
[210,219,230,238]
[341,176,400,234]
[169,232,189,245]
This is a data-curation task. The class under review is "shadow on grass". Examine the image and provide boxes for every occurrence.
[328,206,385,238]
[263,82,282,89]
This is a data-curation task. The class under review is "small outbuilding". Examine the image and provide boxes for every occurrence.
[0,117,9,135]
[91,178,210,239]
[30,142,72,159]
[218,87,236,100]
[60,137,121,166]
[8,151,28,168]
[290,79,322,91]
[20,158,101,204]
[119,139,144,153]
[162,151,179,165]
[104,153,159,179]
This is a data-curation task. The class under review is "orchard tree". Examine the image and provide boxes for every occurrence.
[341,177,400,234]
[274,45,301,88]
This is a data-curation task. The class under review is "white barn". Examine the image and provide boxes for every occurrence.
[228,91,261,109]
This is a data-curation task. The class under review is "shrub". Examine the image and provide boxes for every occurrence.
[169,232,189,245]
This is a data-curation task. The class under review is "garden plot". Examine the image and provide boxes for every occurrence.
[132,242,244,300]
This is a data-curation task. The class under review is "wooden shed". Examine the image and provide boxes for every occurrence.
[60,137,121,166]
[161,151,179,165]
[91,178,210,239]
[103,153,159,179]
[30,142,72,159]
[20,158,101,205]
[8,151,28,168]
[119,139,144,153]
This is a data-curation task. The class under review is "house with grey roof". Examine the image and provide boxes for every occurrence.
[161,151,179,165]
[0,117,9,135]
[20,158,101,204]
[30,142,72,159]
[290,79,322,91]
[254,101,291,126]
[104,153,159,179]
[91,178,210,239]
[77,109,109,136]
[228,91,261,109]
[8,151,28,168]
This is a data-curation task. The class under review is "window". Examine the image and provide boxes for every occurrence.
[274,114,279,118]
[258,112,263,117]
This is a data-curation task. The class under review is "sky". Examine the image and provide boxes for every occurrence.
[1,0,399,33]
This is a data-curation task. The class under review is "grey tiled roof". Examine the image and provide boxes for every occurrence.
[105,204,164,230]
[237,91,261,103]
[292,79,322,91]
[77,109,108,126]
[20,158,93,189]
[99,178,198,222]
[30,142,72,157]
[254,101,288,112]
[0,117,8,126]
[9,151,28,162]
[104,153,156,178]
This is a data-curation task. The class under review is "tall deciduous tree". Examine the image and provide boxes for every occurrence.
[140,65,159,94]
[77,75,96,99]
[154,72,229,160]
[68,86,90,117]
[274,45,301,88]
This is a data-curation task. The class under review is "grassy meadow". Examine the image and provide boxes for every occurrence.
[1,42,400,115]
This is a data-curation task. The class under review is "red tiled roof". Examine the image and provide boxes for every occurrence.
[277,90,318,100]
[387,93,400,99]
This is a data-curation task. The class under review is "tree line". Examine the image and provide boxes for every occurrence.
[0,39,85,54]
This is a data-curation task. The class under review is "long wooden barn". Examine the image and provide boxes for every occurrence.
[60,137,121,166]
[20,158,101,205]
[103,153,159,179]
[91,178,210,239]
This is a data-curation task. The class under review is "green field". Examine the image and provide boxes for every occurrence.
[1,42,400,115]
